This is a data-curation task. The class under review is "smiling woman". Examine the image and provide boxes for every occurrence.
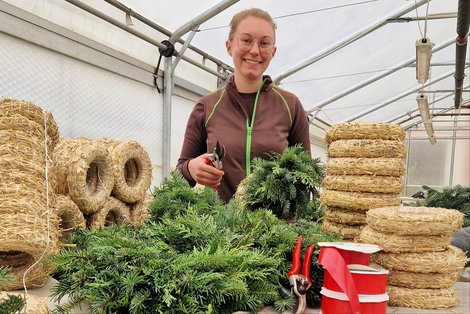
[176,7,311,202]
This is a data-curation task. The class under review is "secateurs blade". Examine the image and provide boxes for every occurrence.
[288,235,315,314]
[206,140,226,169]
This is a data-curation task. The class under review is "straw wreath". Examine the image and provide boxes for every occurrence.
[324,207,367,225]
[387,270,459,289]
[367,206,464,235]
[372,245,467,273]
[323,175,403,193]
[0,132,49,165]
[89,197,131,229]
[0,191,59,259]
[54,138,114,214]
[56,195,86,240]
[387,285,458,309]
[53,138,80,195]
[129,193,153,226]
[0,98,60,291]
[321,220,362,240]
[359,226,451,253]
[0,292,50,314]
[325,157,405,176]
[6,257,56,290]
[0,98,59,149]
[328,139,406,158]
[320,190,400,211]
[325,122,405,143]
[97,138,153,203]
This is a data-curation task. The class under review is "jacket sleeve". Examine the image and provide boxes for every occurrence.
[288,97,311,155]
[176,101,207,186]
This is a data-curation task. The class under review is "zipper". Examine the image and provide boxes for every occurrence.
[245,78,267,176]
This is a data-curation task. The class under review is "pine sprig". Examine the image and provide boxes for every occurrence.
[0,267,15,290]
[0,267,26,313]
[422,185,470,227]
[239,145,324,219]
[50,168,339,313]
[0,294,25,314]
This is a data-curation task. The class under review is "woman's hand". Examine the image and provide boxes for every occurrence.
[188,154,224,189]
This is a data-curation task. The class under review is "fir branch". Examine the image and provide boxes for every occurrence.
[239,145,324,219]
[422,185,470,227]
[0,294,25,314]
[0,266,15,290]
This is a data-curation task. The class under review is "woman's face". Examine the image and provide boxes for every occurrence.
[226,16,276,82]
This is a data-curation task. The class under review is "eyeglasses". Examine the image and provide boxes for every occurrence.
[235,35,275,52]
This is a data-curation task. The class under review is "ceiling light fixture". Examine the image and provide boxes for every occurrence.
[415,38,433,83]
[417,93,436,144]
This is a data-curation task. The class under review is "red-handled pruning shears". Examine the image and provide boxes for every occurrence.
[204,140,226,170]
[287,235,315,314]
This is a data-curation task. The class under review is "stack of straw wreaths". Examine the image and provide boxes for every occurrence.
[0,98,60,291]
[360,206,467,309]
[95,138,153,227]
[53,137,153,232]
[320,122,406,240]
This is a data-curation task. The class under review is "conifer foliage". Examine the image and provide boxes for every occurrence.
[239,145,324,220]
[51,163,337,313]
[0,267,25,313]
[421,185,470,227]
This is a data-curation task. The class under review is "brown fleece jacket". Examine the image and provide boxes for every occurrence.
[176,75,311,202]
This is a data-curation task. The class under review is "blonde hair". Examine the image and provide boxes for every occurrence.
[228,8,277,41]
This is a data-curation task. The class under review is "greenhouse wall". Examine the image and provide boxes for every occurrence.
[404,128,470,196]
[0,2,205,188]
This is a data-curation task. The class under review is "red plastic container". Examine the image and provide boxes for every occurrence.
[323,264,389,295]
[317,242,382,265]
[321,287,389,314]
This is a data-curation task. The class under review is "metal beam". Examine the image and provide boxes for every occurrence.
[307,37,455,113]
[162,0,239,179]
[104,0,233,73]
[273,0,428,84]
[64,0,228,79]
[403,101,470,129]
[385,92,455,123]
[387,12,457,22]
[346,66,470,122]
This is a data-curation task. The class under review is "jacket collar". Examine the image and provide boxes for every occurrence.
[227,75,273,93]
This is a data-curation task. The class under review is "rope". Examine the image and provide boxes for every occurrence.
[22,110,52,294]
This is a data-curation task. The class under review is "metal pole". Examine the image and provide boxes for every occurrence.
[170,0,238,42]
[162,57,173,179]
[65,0,228,79]
[346,66,470,122]
[274,0,428,84]
[104,0,234,73]
[307,37,455,113]
[385,93,455,123]
[161,0,239,178]
[449,116,458,186]
[405,129,412,196]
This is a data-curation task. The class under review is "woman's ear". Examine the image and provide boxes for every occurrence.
[271,46,277,58]
[226,39,233,56]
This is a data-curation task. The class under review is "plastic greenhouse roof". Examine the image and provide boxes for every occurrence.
[118,0,467,129]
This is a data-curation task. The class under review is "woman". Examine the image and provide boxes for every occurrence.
[177,8,311,202]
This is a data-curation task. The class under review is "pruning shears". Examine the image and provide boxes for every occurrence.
[204,140,226,170]
[287,235,315,314]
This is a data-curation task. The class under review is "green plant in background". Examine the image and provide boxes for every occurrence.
[239,145,325,220]
[421,185,470,227]
[0,267,25,313]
